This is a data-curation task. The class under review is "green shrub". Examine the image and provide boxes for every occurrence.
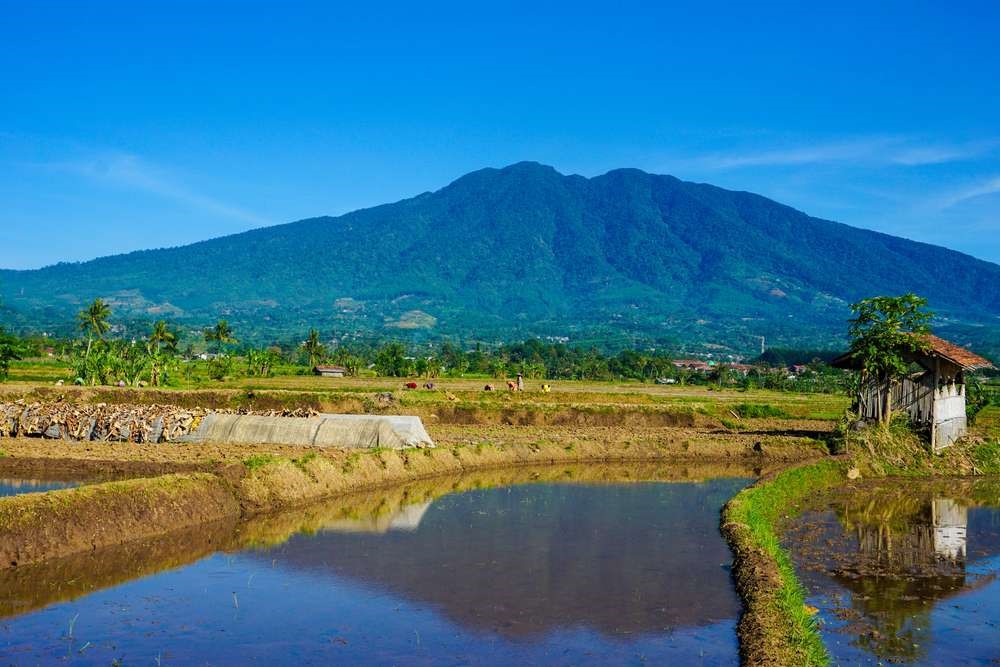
[243,454,278,470]
[733,403,790,419]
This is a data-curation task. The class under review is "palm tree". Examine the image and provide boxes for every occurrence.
[77,298,111,357]
[303,329,326,368]
[204,320,237,354]
[149,320,177,353]
[147,320,177,386]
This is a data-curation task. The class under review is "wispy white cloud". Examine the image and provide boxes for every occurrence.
[688,136,999,170]
[41,151,271,226]
[933,175,1000,210]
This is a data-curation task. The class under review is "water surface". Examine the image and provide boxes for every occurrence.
[0,478,80,497]
[782,478,1000,665]
[0,467,749,665]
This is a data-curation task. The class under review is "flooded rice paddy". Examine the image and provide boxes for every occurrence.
[0,478,80,497]
[782,477,1000,665]
[0,465,750,665]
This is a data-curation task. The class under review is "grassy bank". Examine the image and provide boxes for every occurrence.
[722,460,845,666]
[721,407,1000,666]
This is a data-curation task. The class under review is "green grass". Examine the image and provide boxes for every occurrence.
[724,460,844,666]
[242,454,279,470]
[732,402,790,419]
[292,452,318,471]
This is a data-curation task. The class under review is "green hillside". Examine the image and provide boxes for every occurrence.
[3,162,999,355]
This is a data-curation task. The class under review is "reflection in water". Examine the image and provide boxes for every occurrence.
[932,498,967,561]
[783,479,1000,665]
[853,497,969,569]
[0,478,80,497]
[0,464,750,665]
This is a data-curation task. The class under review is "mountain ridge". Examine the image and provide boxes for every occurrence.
[3,162,999,354]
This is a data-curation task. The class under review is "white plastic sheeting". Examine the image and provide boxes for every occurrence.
[179,413,434,449]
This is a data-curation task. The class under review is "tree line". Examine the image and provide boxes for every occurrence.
[0,297,862,391]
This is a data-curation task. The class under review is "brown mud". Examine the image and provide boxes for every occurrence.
[0,473,239,569]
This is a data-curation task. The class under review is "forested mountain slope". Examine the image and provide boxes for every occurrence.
[3,162,998,353]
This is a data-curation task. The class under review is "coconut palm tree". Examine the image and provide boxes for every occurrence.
[303,328,326,368]
[77,298,111,357]
[147,320,177,386]
[149,320,177,353]
[204,320,237,354]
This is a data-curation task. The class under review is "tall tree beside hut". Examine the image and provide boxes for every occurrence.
[77,298,111,357]
[847,293,932,424]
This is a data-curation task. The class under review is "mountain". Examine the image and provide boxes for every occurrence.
[3,162,1000,355]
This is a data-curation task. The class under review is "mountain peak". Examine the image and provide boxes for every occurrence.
[2,164,998,355]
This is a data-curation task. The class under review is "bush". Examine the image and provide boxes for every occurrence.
[733,403,789,419]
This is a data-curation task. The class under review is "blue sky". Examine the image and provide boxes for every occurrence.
[2,1,999,269]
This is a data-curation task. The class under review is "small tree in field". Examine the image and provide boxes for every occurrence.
[847,293,932,424]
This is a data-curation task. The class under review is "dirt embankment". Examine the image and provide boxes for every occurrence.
[0,473,239,569]
[0,517,239,619]
[0,394,832,572]
[0,432,826,571]
[236,439,703,513]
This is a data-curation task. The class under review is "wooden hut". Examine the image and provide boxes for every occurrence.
[313,365,348,378]
[832,335,993,451]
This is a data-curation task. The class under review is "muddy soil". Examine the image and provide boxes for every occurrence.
[0,473,239,569]
[0,420,829,471]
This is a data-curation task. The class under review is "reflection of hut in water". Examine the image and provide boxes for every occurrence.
[855,497,967,568]
[832,335,993,451]
[319,501,432,534]
[932,498,967,561]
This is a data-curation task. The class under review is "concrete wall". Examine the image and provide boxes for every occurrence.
[932,384,966,452]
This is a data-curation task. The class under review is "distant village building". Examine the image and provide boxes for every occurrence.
[671,359,712,373]
[833,335,993,451]
[671,359,754,376]
[313,365,348,378]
